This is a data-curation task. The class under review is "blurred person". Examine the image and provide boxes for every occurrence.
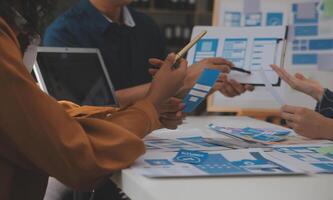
[0,1,189,200]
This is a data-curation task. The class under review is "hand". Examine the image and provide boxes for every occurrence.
[149,57,253,98]
[146,53,187,112]
[271,65,324,101]
[215,74,254,97]
[159,97,186,130]
[281,105,333,139]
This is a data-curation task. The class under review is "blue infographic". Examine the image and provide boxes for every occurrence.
[274,146,333,173]
[139,150,300,177]
[173,150,209,165]
[245,13,262,26]
[195,152,294,174]
[266,12,284,26]
[193,39,219,63]
[222,38,248,69]
[224,11,242,27]
[209,124,290,144]
[291,1,333,69]
[144,159,174,166]
[183,69,220,113]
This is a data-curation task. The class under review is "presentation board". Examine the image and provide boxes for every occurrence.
[204,0,333,111]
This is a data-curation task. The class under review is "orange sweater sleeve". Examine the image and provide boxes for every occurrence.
[0,18,160,190]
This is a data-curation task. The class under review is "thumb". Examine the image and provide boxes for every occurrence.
[295,73,306,80]
[163,53,177,68]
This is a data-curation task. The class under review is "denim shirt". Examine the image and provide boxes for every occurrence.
[315,89,333,118]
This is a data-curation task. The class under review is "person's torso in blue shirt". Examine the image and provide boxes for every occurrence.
[43,0,166,90]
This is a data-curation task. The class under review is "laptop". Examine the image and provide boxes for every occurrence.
[33,47,118,107]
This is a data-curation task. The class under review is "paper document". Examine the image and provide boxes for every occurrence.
[131,149,305,178]
[208,124,329,146]
[183,69,220,113]
[259,67,286,106]
[187,26,287,85]
[270,145,333,173]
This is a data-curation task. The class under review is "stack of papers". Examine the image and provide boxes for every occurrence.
[144,129,229,152]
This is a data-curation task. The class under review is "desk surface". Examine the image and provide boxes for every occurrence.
[113,116,333,200]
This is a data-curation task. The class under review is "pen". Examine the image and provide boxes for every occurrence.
[172,30,207,69]
[231,67,252,74]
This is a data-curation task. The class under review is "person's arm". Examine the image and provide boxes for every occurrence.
[280,105,333,140]
[0,30,159,190]
[271,64,324,101]
[0,19,186,190]
[315,89,333,118]
[115,83,150,108]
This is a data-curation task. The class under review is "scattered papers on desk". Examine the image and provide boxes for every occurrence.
[131,149,305,178]
[144,129,229,152]
[208,124,327,145]
[270,145,333,173]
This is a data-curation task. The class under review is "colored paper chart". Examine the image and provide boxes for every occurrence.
[324,0,333,17]
[182,68,220,113]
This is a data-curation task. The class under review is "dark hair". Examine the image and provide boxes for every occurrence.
[0,0,55,51]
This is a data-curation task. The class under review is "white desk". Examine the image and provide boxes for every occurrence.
[113,116,333,200]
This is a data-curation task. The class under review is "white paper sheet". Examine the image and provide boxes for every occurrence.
[259,67,286,106]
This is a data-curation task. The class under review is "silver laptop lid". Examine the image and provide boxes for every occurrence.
[33,47,118,107]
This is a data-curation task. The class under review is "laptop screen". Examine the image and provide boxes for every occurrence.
[35,51,117,106]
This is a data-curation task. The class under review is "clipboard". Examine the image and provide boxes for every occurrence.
[187,26,289,86]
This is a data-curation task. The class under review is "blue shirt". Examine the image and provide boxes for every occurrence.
[316,89,333,118]
[43,0,166,90]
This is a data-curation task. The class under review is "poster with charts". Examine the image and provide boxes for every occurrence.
[187,26,287,85]
[130,149,305,178]
[216,0,333,71]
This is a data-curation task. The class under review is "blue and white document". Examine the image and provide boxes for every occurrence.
[270,145,333,173]
[131,149,305,178]
[183,68,220,113]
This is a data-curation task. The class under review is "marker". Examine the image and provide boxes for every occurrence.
[172,30,207,69]
[231,67,252,74]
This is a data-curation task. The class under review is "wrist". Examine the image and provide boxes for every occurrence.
[321,118,333,140]
[145,94,161,114]
[311,87,325,102]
